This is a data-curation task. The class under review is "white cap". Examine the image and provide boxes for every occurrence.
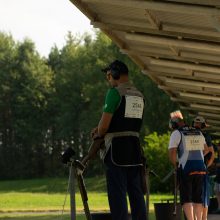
[170,110,183,120]
[193,116,205,123]
[193,116,209,127]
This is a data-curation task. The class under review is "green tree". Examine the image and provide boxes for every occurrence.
[47,32,112,176]
[0,32,17,178]
[0,32,53,179]
[0,30,182,184]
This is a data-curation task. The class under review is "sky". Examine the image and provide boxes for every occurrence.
[0,0,95,57]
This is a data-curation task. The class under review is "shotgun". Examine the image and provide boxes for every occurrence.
[74,160,92,220]
[81,137,105,166]
[173,169,177,216]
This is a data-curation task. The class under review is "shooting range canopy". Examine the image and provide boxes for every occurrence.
[70,0,220,137]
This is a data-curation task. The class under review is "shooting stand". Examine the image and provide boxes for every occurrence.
[68,159,92,220]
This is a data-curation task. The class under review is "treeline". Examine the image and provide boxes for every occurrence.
[0,31,178,190]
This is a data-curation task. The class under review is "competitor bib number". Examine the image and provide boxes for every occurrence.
[124,96,144,119]
[184,135,204,151]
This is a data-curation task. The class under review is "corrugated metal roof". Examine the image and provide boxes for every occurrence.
[70,0,220,136]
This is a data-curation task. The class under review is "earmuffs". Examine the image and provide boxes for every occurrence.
[110,63,121,80]
[192,121,206,129]
[192,116,207,129]
[169,118,180,130]
[102,60,128,80]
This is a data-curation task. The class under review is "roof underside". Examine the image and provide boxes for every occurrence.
[70,0,220,137]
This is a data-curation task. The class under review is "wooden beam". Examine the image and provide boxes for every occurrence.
[162,22,220,39]
[92,20,220,42]
[82,0,220,16]
[188,114,220,127]
[206,119,220,125]
[180,51,220,63]
[211,15,220,32]
[125,33,220,54]
[180,98,220,107]
[165,0,220,6]
[205,87,220,95]
[180,104,219,113]
[179,92,220,101]
[143,70,192,79]
[144,69,220,84]
[160,83,202,93]
[180,105,220,114]
[123,46,220,67]
[198,112,220,119]
[158,85,202,93]
[165,78,220,89]
[162,80,220,95]
[180,106,198,112]
[121,48,174,57]
[194,71,220,81]
[149,58,220,74]
[170,97,220,107]
[205,125,220,131]
[121,48,198,65]
[191,103,220,111]
[145,67,192,76]
[96,17,153,30]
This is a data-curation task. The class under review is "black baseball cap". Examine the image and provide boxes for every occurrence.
[101,60,128,74]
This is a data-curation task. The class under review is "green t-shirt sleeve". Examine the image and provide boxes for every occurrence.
[103,88,121,113]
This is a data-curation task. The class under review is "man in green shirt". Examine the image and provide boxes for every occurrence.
[92,60,147,220]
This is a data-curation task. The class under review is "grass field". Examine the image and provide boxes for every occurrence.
[0,176,174,220]
[0,213,158,220]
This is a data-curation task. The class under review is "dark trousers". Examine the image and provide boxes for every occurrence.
[104,153,147,220]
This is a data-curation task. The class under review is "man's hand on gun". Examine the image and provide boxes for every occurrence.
[90,127,98,139]
[81,127,105,167]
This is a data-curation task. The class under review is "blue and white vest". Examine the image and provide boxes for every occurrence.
[178,126,206,174]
